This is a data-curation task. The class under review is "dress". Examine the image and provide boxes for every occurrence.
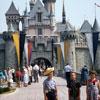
[24,69,29,84]
[81,67,88,82]
[88,78,99,100]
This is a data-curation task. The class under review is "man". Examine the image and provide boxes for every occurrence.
[43,67,58,100]
[67,72,81,100]
[64,63,72,84]
[33,62,39,83]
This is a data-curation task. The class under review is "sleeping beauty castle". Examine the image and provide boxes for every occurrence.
[0,0,100,75]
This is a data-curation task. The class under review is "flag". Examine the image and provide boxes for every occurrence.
[28,42,33,65]
[12,34,20,67]
[57,45,61,64]
[60,42,65,61]
[20,34,26,66]
[95,3,100,7]
[85,34,94,64]
[64,42,69,64]
[24,42,28,66]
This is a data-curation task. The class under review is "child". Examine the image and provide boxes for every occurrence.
[67,72,81,100]
[43,67,58,100]
[87,70,100,100]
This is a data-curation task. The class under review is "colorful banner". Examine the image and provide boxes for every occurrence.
[20,34,26,65]
[12,34,20,67]
[64,42,69,64]
[28,42,33,65]
[57,45,61,64]
[85,33,94,64]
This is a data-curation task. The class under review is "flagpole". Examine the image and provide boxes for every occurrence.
[94,3,96,18]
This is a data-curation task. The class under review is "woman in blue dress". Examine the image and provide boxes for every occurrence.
[81,65,88,85]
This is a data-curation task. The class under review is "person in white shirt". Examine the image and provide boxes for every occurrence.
[33,63,39,83]
[64,63,72,84]
[28,65,32,84]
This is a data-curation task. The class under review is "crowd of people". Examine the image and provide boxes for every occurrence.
[0,62,45,88]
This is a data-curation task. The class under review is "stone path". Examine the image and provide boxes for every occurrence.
[0,76,87,100]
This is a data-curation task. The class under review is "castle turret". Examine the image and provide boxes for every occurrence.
[30,0,35,11]
[5,1,20,31]
[23,7,29,32]
[43,0,56,15]
[62,0,66,24]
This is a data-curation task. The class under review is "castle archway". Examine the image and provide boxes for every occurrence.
[32,57,52,69]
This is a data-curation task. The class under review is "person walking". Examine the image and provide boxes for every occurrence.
[67,72,81,100]
[64,63,72,84]
[81,65,88,85]
[87,70,100,100]
[33,62,39,83]
[43,67,58,100]
[11,67,16,82]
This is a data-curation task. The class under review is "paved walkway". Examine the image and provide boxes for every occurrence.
[0,76,86,100]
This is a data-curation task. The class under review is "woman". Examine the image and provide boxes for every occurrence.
[23,67,29,87]
[87,70,100,100]
[3,70,8,82]
[81,65,88,85]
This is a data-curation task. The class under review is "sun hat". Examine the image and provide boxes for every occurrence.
[44,67,54,75]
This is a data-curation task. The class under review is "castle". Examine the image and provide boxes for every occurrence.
[0,0,100,74]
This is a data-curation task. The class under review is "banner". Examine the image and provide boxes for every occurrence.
[60,42,65,61]
[24,42,28,66]
[64,42,69,64]
[57,45,61,64]
[93,32,99,64]
[28,42,33,65]
[20,34,26,65]
[54,47,58,62]
[12,34,20,67]
[85,33,94,64]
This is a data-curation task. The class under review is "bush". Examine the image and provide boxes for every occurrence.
[0,87,10,94]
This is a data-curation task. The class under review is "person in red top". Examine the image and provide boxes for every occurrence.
[86,70,100,100]
[16,71,22,81]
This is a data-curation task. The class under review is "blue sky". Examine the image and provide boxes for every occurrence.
[0,0,100,32]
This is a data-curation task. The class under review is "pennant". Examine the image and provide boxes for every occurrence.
[20,34,26,66]
[95,3,100,7]
[57,45,61,64]
[60,42,65,62]
[12,34,20,67]
[93,32,99,64]
[85,34,94,64]
[24,42,28,66]
[28,42,33,65]
[64,42,69,64]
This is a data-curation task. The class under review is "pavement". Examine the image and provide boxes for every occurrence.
[0,76,87,100]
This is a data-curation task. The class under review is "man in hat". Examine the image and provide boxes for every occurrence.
[43,67,58,100]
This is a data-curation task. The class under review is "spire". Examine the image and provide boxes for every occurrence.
[80,20,92,33]
[8,23,15,32]
[93,18,100,33]
[62,0,66,24]
[6,1,19,15]
[50,0,54,16]
[24,7,28,16]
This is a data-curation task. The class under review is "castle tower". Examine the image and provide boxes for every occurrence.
[3,25,17,70]
[43,0,56,15]
[60,29,76,72]
[5,1,20,31]
[30,0,35,11]
[50,4,55,30]
[62,0,66,24]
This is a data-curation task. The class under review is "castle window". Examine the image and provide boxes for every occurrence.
[37,13,42,22]
[38,28,42,35]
